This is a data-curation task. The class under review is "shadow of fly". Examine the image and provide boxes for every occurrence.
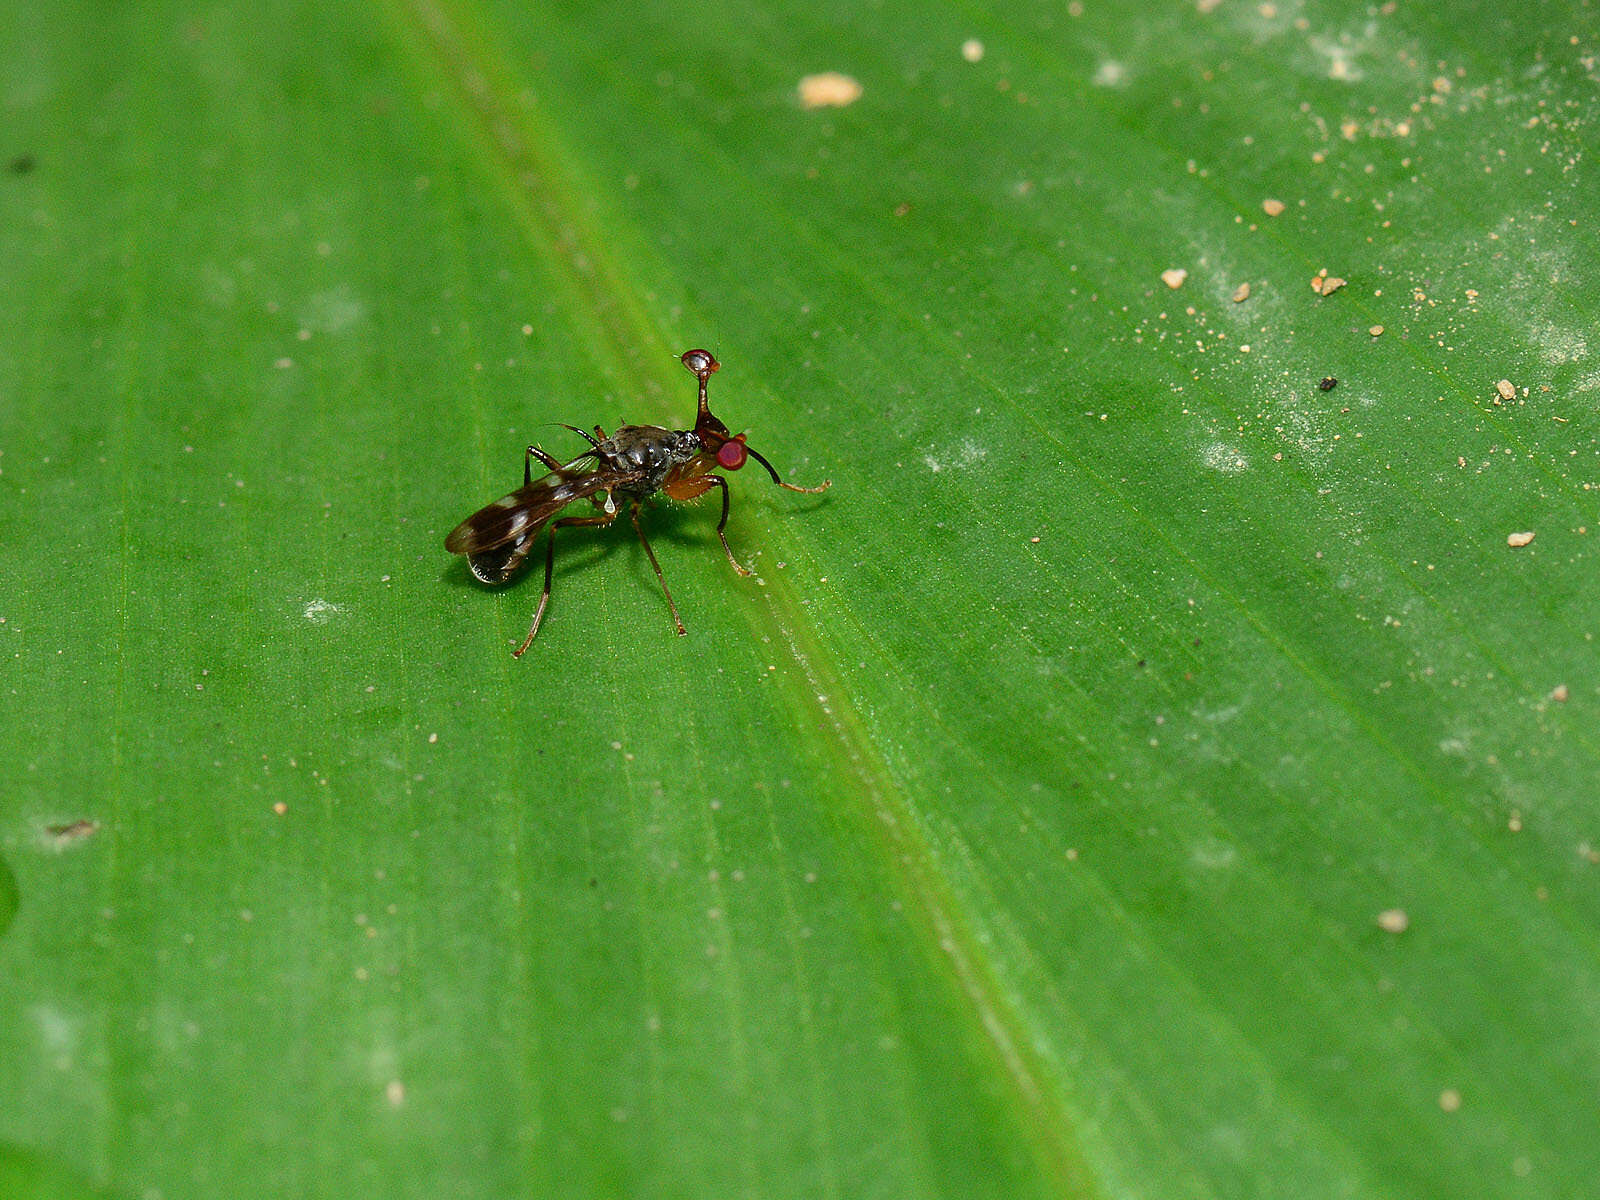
[446,349,830,656]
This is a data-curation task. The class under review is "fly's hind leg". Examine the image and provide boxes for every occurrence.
[512,511,618,657]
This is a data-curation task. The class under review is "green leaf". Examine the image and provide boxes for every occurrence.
[2,0,1595,1197]
[0,1145,107,1200]
[0,855,15,941]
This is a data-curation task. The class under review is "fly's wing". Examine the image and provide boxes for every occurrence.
[445,470,638,585]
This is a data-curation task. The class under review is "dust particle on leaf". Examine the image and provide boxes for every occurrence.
[960,38,985,62]
[1318,376,1338,391]
[1092,60,1127,87]
[1231,282,1251,302]
[47,819,99,843]
[1506,530,1535,548]
[798,72,863,108]
[1376,908,1409,933]
[1369,325,1384,337]
[1261,198,1286,216]
[1496,378,1518,401]
[1160,267,1188,289]
[1551,684,1570,703]
[1311,273,1347,296]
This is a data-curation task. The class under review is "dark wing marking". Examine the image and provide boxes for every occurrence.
[465,530,540,585]
[446,477,583,555]
[445,469,644,585]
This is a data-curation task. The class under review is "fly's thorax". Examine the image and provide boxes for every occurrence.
[600,425,702,493]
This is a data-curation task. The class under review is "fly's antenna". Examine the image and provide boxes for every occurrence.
[557,423,602,449]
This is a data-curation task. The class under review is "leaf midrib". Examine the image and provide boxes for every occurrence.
[376,0,1101,1191]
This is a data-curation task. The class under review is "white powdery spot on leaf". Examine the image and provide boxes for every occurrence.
[923,439,989,474]
[1093,60,1127,87]
[955,438,988,466]
[30,1005,80,1070]
[303,599,344,624]
[1190,836,1238,870]
[1532,322,1587,364]
[1308,36,1364,82]
[1201,442,1249,473]
[298,285,366,334]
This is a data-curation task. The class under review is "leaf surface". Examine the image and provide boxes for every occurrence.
[1,1,1595,1196]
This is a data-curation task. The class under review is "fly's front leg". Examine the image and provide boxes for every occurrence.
[707,476,751,577]
[744,446,831,494]
[662,473,750,577]
[512,511,619,657]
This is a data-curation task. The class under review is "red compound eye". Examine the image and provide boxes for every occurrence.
[716,439,747,469]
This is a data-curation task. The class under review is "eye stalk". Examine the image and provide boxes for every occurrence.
[682,347,730,438]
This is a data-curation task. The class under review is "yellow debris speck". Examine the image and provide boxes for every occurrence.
[798,72,863,108]
[1376,908,1409,933]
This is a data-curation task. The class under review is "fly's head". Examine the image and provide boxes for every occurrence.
[680,347,746,470]
[674,347,821,494]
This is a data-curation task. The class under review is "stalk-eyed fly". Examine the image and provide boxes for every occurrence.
[445,349,830,656]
